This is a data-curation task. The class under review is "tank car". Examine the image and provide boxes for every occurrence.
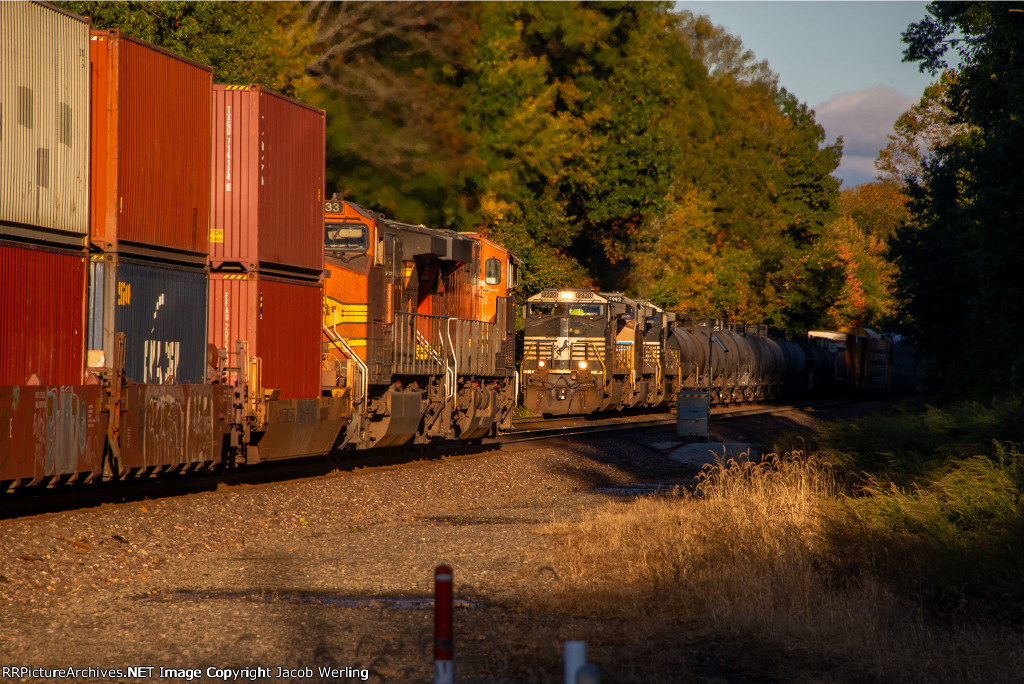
[522,286,867,419]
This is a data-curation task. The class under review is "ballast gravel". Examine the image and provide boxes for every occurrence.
[0,402,889,683]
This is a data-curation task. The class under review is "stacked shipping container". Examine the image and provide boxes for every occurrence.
[0,3,90,385]
[88,255,209,384]
[1,2,91,245]
[208,273,323,399]
[0,241,87,385]
[2,6,325,398]
[85,31,213,384]
[208,85,327,399]
[89,30,212,260]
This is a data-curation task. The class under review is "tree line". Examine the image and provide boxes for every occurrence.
[880,1,1024,394]
[62,1,914,339]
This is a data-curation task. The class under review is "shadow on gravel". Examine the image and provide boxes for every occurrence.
[137,590,483,610]
[548,411,841,489]
[587,483,683,497]
[546,459,622,489]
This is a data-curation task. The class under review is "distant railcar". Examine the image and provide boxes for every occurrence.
[522,288,914,418]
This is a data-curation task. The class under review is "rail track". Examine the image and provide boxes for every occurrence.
[500,396,863,444]
[0,397,869,518]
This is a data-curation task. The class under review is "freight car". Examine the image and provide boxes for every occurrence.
[0,198,520,489]
[521,288,904,417]
[0,2,913,494]
[0,3,521,491]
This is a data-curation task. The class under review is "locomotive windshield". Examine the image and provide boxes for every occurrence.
[326,222,368,252]
[528,302,567,317]
[568,304,605,316]
[527,302,605,318]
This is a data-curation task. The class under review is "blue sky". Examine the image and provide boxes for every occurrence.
[676,2,942,187]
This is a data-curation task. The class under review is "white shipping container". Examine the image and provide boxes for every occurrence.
[0,1,89,241]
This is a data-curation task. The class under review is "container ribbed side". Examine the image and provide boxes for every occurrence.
[208,272,321,399]
[89,30,212,257]
[0,2,90,239]
[0,241,86,385]
[210,85,324,275]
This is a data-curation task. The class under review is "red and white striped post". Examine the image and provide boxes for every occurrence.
[434,564,454,684]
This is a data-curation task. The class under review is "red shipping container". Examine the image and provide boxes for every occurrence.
[210,85,325,276]
[0,240,86,385]
[90,30,212,261]
[208,272,322,400]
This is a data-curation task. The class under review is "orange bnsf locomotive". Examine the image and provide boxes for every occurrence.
[320,200,519,450]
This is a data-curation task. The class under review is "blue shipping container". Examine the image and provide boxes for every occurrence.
[88,255,209,384]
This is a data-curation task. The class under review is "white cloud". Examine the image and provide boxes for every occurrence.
[813,85,917,187]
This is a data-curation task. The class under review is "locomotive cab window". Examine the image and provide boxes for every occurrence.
[568,304,605,317]
[528,302,568,317]
[325,222,368,252]
[485,257,502,285]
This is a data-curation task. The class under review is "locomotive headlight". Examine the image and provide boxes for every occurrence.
[559,290,573,300]
[578,361,588,370]
[538,360,546,368]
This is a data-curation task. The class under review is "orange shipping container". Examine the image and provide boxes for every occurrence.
[210,85,325,276]
[90,30,212,261]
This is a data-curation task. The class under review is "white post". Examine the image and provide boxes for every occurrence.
[564,641,586,684]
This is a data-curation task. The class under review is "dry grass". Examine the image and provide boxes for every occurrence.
[541,453,1024,683]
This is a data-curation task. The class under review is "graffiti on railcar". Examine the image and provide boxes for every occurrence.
[32,387,89,476]
[0,385,105,482]
[128,385,217,468]
[142,387,186,467]
[184,388,215,462]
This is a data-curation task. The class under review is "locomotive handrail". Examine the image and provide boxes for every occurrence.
[446,317,457,403]
[585,341,607,385]
[394,311,445,375]
[520,340,538,398]
[441,325,454,403]
[615,343,635,392]
[415,328,445,366]
[324,324,367,406]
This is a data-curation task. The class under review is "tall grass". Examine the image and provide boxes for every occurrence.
[816,399,1024,480]
[831,445,1024,621]
[544,448,1024,682]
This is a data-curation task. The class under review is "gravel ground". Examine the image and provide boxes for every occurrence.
[0,401,892,683]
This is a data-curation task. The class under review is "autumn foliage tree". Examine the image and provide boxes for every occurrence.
[63,1,864,333]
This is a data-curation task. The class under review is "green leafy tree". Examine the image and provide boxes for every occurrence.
[812,183,908,329]
[296,2,476,228]
[458,2,700,295]
[646,13,842,330]
[875,72,968,184]
[57,1,305,90]
[894,1,1024,392]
